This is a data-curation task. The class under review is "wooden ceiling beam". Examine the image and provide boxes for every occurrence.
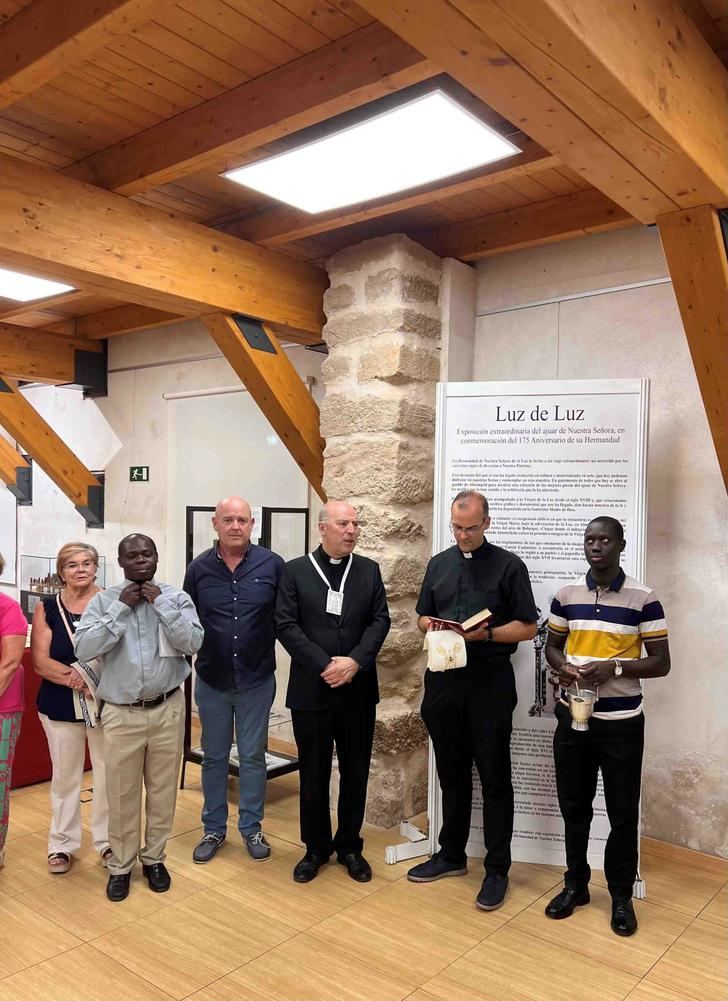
[450,0,728,210]
[0,437,31,503]
[355,0,677,223]
[0,0,168,109]
[69,303,185,339]
[0,152,327,338]
[63,22,439,196]
[203,314,325,501]
[415,188,635,261]
[0,377,103,525]
[0,322,104,384]
[222,140,559,246]
[658,205,728,492]
[0,291,96,323]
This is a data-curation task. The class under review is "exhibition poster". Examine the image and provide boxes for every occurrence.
[431,379,649,872]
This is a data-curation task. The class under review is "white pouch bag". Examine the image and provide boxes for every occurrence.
[423,629,467,671]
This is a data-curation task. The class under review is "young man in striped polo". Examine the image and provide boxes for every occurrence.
[545,516,670,937]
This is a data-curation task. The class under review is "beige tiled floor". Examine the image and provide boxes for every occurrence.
[0,765,725,1001]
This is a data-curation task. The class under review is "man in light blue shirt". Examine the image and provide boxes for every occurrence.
[75,533,203,902]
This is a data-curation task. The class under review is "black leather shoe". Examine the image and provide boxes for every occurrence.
[545,885,591,919]
[106,873,130,902]
[293,852,329,883]
[337,852,372,883]
[142,862,171,893]
[611,898,638,936]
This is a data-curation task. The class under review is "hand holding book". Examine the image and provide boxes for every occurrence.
[428,608,492,638]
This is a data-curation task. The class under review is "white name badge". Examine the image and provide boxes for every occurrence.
[309,552,352,617]
[326,589,344,616]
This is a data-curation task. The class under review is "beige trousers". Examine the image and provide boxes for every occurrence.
[101,688,184,875]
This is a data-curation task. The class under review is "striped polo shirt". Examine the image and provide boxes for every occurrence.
[548,568,668,720]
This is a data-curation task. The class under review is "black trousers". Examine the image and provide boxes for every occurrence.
[553,701,645,899]
[421,664,517,875]
[291,701,376,857]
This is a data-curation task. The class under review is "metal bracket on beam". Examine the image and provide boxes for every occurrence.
[75,341,108,397]
[232,314,277,354]
[75,483,104,528]
[7,463,32,504]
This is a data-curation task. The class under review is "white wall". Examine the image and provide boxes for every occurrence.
[0,320,322,594]
[473,226,728,857]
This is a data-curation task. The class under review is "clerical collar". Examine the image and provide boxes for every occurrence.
[317,544,345,565]
[458,539,489,561]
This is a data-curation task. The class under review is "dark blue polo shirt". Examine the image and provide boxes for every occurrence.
[183,543,284,691]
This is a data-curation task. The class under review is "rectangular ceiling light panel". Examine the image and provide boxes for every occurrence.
[224,91,520,213]
[0,267,74,302]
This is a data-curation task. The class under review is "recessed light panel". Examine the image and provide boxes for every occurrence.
[0,267,74,302]
[224,91,520,213]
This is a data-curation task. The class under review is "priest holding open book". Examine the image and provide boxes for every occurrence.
[408,490,538,912]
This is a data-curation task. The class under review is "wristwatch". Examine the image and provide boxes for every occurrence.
[613,659,623,677]
[485,625,493,642]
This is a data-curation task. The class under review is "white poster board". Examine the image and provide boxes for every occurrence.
[431,379,649,871]
[0,487,18,586]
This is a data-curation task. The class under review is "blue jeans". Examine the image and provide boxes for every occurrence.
[195,673,275,837]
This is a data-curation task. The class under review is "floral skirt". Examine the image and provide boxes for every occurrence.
[0,711,22,854]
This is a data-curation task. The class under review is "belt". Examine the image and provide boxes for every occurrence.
[112,687,179,709]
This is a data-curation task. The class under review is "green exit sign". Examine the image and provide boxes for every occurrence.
[129,466,149,482]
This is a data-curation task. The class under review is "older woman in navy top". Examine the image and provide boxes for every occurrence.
[31,542,110,874]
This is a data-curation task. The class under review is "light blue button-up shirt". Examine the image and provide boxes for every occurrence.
[74,579,203,703]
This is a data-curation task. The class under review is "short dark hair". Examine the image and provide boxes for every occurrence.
[586,516,624,541]
[452,490,489,518]
[118,533,158,557]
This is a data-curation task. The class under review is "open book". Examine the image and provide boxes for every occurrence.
[428,608,492,636]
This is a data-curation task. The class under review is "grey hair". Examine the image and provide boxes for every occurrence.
[318,505,329,523]
[452,490,489,518]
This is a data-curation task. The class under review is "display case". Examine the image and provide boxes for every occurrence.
[19,554,107,618]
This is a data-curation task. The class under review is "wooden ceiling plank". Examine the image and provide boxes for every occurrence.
[218,0,331,55]
[0,0,169,109]
[167,2,293,71]
[355,0,677,223]
[328,1,373,27]
[222,141,559,245]
[657,205,728,491]
[450,0,728,209]
[0,151,327,336]
[0,434,31,502]
[415,188,636,261]
[274,0,361,40]
[0,376,103,523]
[64,22,438,195]
[106,34,228,102]
[0,322,102,382]
[203,312,325,500]
[0,290,95,322]
[130,19,251,90]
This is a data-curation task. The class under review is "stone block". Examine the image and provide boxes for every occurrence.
[328,233,443,281]
[324,308,441,346]
[357,504,428,549]
[365,746,429,828]
[358,340,440,385]
[379,553,428,600]
[323,282,356,315]
[365,268,440,307]
[320,353,351,383]
[319,394,435,439]
[373,707,428,756]
[377,628,424,669]
[323,438,433,505]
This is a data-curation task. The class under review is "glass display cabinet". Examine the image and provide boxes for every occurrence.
[19,554,107,618]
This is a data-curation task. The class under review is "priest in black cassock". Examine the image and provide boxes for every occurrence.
[275,500,390,884]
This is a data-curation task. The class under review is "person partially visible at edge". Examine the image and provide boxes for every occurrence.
[275,500,390,885]
[184,496,284,866]
[31,542,110,875]
[407,490,538,913]
[0,551,28,870]
[545,516,670,937]
[74,534,203,902]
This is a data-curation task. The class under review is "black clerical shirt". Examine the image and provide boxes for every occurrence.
[416,540,537,665]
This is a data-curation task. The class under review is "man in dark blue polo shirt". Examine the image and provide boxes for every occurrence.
[183,496,283,863]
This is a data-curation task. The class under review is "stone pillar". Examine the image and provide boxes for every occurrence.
[319,234,442,828]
